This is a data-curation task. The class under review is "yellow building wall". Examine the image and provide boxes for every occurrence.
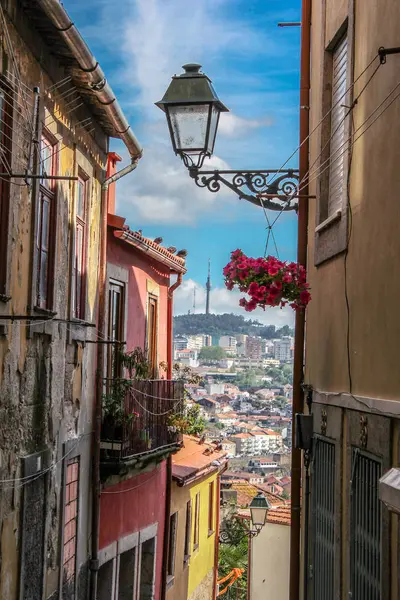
[187,471,218,598]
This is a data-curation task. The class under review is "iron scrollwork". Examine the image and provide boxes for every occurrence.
[219,515,261,545]
[189,168,299,212]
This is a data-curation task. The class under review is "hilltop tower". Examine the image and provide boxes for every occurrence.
[206,259,211,315]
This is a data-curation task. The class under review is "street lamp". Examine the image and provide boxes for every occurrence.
[156,65,299,211]
[219,493,270,544]
[249,492,269,531]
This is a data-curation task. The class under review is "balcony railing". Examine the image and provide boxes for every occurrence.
[100,379,184,463]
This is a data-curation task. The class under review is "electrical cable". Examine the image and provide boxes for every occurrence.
[0,431,93,488]
[295,81,400,197]
[257,53,380,199]
[100,467,160,494]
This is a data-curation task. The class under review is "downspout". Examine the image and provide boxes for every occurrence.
[167,273,183,379]
[289,1,311,599]
[90,158,139,600]
[161,455,172,600]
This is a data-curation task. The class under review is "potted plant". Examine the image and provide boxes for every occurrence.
[223,249,311,311]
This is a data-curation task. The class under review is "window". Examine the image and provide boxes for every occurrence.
[184,500,192,564]
[0,85,12,297]
[167,513,178,581]
[326,35,348,220]
[311,439,335,600]
[73,174,88,319]
[193,492,200,550]
[208,481,215,535]
[118,548,137,600]
[315,29,351,264]
[147,295,158,375]
[37,132,57,308]
[139,537,156,600]
[350,450,381,600]
[62,457,80,598]
[107,280,125,380]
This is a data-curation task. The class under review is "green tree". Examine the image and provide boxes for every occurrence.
[199,346,227,360]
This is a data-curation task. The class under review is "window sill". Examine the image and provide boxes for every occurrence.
[33,306,57,317]
[193,543,199,553]
[183,555,190,568]
[0,294,11,303]
[315,209,341,234]
[166,576,175,590]
[208,529,214,538]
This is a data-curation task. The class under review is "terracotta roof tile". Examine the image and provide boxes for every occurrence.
[172,435,227,483]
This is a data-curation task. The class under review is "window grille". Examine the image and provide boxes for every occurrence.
[311,438,335,600]
[350,450,381,600]
[63,457,80,598]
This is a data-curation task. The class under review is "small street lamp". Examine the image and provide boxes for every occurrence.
[156,65,299,211]
[219,493,270,544]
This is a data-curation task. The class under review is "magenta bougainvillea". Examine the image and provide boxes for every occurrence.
[223,249,311,312]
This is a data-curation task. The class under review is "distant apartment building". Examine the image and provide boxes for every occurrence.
[215,413,238,427]
[202,334,213,347]
[235,334,248,356]
[174,335,189,354]
[219,335,237,355]
[273,337,293,362]
[229,430,282,456]
[187,334,210,350]
[197,397,220,415]
[205,382,225,395]
[221,440,237,456]
[246,336,263,359]
[175,349,199,368]
[261,339,275,356]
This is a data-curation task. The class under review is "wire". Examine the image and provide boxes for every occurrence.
[0,432,93,489]
[294,79,400,198]
[101,467,160,494]
[344,112,355,392]
[259,53,380,197]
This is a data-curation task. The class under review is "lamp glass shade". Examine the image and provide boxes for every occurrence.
[168,104,210,151]
[249,493,269,528]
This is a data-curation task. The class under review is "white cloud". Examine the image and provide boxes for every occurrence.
[173,278,295,328]
[218,113,273,138]
[115,144,233,224]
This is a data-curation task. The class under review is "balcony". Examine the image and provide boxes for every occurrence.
[100,379,184,474]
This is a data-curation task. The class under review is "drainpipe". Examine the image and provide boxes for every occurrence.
[161,455,173,600]
[289,1,311,600]
[167,274,183,379]
[90,158,139,600]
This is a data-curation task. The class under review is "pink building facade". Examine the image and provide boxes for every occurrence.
[97,154,186,600]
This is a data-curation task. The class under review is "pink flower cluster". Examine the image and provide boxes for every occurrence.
[223,249,311,312]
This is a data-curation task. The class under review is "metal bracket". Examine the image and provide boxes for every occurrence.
[188,168,300,211]
[378,46,400,64]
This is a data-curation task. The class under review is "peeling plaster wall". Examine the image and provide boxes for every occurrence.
[0,3,108,599]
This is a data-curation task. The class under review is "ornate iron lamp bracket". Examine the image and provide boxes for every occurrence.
[189,168,300,212]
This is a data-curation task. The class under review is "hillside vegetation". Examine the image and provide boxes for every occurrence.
[173,312,293,339]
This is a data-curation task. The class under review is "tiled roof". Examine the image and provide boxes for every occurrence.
[266,506,291,526]
[227,481,284,508]
[110,217,187,273]
[172,435,227,484]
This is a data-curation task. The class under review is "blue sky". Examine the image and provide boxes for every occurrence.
[66,0,301,326]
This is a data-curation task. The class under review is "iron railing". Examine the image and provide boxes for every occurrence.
[350,449,381,600]
[100,379,184,461]
[311,438,335,600]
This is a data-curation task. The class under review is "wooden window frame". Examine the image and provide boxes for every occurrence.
[0,78,13,300]
[184,500,192,565]
[36,129,58,310]
[73,171,89,320]
[193,492,200,551]
[167,512,178,584]
[208,481,215,536]
[315,15,354,265]
[106,279,125,382]
[147,294,158,377]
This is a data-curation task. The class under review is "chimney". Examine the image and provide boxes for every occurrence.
[106,152,122,215]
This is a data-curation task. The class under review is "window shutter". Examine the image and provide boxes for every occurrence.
[328,35,348,216]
